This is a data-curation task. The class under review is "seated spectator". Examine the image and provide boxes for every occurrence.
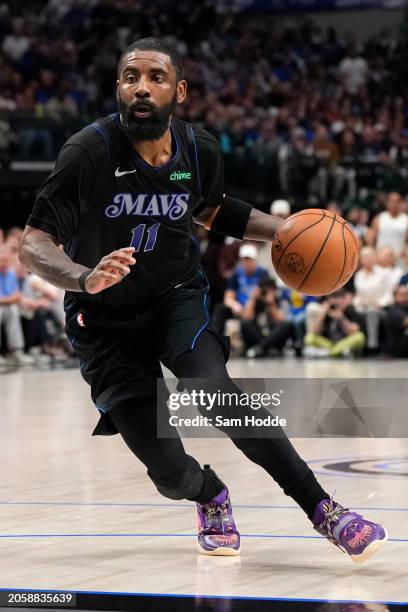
[304,289,365,358]
[353,247,388,350]
[4,227,23,269]
[213,244,268,334]
[376,246,404,304]
[241,278,295,358]
[384,285,408,358]
[0,246,32,366]
[354,247,388,308]
[280,288,317,356]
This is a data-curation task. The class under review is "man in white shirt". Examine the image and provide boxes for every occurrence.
[368,192,408,257]
[339,48,368,95]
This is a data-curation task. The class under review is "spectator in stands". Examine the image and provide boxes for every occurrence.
[242,278,295,358]
[312,124,339,201]
[353,246,388,351]
[384,285,408,358]
[4,227,23,269]
[278,127,317,205]
[338,46,368,95]
[346,207,369,243]
[1,18,30,63]
[368,192,408,256]
[376,245,404,304]
[357,125,390,191]
[46,82,79,123]
[354,247,388,309]
[304,289,365,358]
[213,244,268,334]
[280,288,316,356]
[334,129,357,200]
[0,246,31,366]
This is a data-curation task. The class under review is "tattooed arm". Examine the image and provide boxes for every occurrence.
[19,227,135,294]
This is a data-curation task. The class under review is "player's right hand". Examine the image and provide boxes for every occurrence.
[84,247,136,294]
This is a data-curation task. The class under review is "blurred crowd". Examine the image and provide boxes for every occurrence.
[2,1,408,207]
[0,226,74,367]
[2,191,408,366]
[2,1,408,363]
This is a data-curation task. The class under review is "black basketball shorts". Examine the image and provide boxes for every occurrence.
[65,272,229,435]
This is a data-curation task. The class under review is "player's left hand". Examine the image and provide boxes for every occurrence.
[85,247,136,294]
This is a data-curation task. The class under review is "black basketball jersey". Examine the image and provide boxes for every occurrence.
[28,114,224,312]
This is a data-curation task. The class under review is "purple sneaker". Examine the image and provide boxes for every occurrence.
[196,488,241,556]
[313,497,388,564]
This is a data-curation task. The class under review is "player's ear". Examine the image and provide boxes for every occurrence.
[176,80,187,105]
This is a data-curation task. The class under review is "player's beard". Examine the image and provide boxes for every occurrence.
[117,92,178,142]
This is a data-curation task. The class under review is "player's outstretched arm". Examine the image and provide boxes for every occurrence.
[19,227,135,294]
[194,196,283,242]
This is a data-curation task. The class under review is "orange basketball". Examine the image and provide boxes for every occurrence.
[271,209,359,296]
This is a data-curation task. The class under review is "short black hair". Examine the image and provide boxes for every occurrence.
[118,37,183,81]
[259,278,277,292]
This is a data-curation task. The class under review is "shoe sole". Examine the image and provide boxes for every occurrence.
[350,528,389,564]
[197,542,241,557]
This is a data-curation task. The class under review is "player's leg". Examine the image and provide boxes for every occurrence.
[66,307,237,554]
[108,395,240,557]
[174,330,387,563]
[108,393,225,504]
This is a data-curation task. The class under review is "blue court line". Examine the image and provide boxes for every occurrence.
[0,588,406,606]
[1,500,408,512]
[0,532,405,542]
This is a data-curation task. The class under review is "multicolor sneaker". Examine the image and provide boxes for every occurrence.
[313,497,388,564]
[196,488,241,556]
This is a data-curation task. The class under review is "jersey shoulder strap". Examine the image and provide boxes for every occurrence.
[184,121,203,205]
[87,114,117,156]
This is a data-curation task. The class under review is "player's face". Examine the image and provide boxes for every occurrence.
[116,50,187,141]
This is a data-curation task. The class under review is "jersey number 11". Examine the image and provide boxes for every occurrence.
[130,223,160,253]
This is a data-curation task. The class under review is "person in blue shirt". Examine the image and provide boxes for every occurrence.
[213,243,269,334]
[281,287,317,355]
[0,246,27,365]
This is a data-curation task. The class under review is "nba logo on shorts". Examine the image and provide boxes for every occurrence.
[77,313,86,327]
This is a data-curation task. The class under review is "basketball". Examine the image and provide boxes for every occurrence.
[271,209,359,296]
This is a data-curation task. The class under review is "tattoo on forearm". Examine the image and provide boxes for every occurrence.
[21,236,90,291]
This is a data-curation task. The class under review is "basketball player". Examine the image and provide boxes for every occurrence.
[19,38,387,562]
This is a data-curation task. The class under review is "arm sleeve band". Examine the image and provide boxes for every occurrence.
[210,195,253,239]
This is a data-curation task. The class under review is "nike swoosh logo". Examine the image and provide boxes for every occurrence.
[115,167,137,177]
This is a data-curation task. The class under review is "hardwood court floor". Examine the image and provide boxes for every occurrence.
[0,358,407,606]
